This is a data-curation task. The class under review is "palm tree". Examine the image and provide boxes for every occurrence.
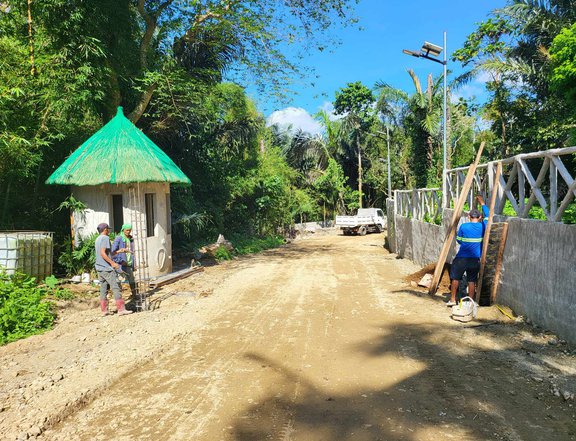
[282,129,326,183]
[376,70,443,188]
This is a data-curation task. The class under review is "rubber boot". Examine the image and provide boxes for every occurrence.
[116,299,133,316]
[100,300,109,316]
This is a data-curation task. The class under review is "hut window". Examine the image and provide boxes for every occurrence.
[145,193,155,237]
[166,193,171,235]
[111,195,124,233]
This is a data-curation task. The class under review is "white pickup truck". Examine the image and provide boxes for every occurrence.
[335,208,386,236]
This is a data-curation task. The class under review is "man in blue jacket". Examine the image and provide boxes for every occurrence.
[447,195,489,306]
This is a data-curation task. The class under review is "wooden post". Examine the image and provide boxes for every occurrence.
[475,162,502,302]
[70,211,75,250]
[490,222,509,304]
[428,142,486,296]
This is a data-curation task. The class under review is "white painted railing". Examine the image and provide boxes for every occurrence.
[444,146,576,222]
[394,188,442,221]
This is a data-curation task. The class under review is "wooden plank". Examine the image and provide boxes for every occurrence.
[428,141,486,296]
[490,222,509,304]
[476,162,502,303]
[149,266,204,289]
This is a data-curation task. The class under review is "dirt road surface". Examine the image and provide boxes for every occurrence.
[1,232,575,441]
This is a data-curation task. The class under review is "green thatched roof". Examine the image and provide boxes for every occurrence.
[46,107,191,186]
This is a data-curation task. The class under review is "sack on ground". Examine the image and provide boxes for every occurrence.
[451,296,478,322]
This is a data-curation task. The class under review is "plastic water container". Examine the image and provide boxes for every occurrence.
[0,231,54,281]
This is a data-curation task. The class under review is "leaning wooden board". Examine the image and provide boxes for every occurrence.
[476,222,508,306]
[428,141,486,296]
[475,162,502,302]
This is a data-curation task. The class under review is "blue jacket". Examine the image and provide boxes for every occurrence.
[111,235,135,269]
[455,205,490,259]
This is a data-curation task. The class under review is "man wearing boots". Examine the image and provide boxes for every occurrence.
[95,223,133,316]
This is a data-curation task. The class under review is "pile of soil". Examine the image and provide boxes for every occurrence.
[405,262,451,294]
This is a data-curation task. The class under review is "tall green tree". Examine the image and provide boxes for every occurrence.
[454,1,576,155]
[375,71,444,188]
[550,23,576,110]
[333,81,375,206]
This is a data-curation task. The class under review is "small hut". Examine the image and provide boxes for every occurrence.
[46,107,190,277]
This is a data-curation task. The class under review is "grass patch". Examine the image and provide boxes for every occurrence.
[230,235,285,256]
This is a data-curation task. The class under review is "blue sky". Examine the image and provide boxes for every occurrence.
[260,0,505,134]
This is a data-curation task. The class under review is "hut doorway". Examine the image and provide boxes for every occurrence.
[111,194,124,234]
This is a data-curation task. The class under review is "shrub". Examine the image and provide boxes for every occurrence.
[58,232,116,276]
[0,271,56,345]
[213,245,233,261]
[43,275,75,300]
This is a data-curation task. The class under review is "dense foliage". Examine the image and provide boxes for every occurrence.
[1,0,576,278]
[0,271,57,345]
[0,0,360,262]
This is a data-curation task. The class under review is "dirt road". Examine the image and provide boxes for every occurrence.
[1,232,575,440]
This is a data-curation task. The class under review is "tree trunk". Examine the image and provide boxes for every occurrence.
[1,179,12,227]
[426,135,434,168]
[27,0,36,75]
[128,83,157,123]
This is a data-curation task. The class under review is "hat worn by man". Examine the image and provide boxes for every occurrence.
[97,223,110,233]
[469,209,481,219]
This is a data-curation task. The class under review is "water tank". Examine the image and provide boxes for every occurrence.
[0,231,53,281]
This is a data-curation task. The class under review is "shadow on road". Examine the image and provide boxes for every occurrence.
[232,322,575,441]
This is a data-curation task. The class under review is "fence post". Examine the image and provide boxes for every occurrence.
[488,162,494,199]
[550,159,557,220]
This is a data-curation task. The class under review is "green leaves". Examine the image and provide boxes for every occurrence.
[0,271,56,346]
[334,81,375,116]
[550,23,576,108]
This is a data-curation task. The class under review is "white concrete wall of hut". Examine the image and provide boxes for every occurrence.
[72,183,172,277]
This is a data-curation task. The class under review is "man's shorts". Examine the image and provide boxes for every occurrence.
[450,257,480,282]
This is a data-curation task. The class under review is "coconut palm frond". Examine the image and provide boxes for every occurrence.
[407,69,422,95]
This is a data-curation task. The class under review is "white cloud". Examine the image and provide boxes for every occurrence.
[476,71,493,84]
[451,83,484,102]
[266,107,323,136]
[452,70,494,103]
[317,101,344,121]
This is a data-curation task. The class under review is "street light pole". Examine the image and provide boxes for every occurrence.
[403,32,448,207]
[386,125,392,198]
[442,31,447,208]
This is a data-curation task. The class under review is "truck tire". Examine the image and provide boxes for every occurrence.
[358,226,367,236]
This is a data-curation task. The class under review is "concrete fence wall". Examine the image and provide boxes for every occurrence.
[386,199,576,344]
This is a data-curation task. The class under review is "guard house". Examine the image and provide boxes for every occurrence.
[46,107,191,277]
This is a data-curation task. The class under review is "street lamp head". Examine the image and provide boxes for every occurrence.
[421,41,443,57]
[402,49,421,58]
